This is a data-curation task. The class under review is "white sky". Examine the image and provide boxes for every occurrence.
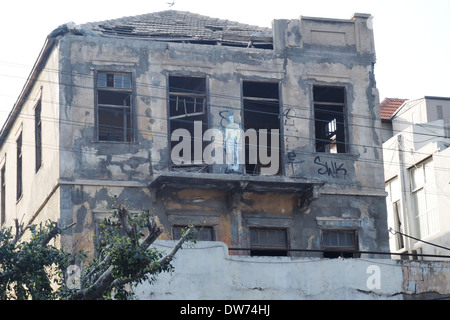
[1,0,449,127]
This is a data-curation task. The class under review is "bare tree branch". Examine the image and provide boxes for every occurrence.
[157,226,195,266]
[117,205,137,239]
[141,215,162,247]
[109,225,195,292]
[66,206,195,300]
[68,265,115,300]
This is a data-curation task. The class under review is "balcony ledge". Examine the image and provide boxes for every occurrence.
[149,172,324,213]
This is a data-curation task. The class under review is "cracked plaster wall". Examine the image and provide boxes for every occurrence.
[53,14,389,255]
[0,14,390,258]
[135,241,450,300]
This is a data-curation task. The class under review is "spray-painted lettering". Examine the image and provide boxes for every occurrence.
[314,156,348,178]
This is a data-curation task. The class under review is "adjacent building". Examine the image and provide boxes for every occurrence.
[380,97,408,143]
[383,96,450,259]
[0,10,389,260]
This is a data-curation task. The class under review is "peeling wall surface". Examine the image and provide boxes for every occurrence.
[0,11,390,269]
[135,241,450,300]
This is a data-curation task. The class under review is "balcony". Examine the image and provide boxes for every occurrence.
[149,171,324,213]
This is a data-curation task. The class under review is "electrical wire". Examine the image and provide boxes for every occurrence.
[0,83,449,186]
[389,228,450,252]
[0,66,447,158]
[0,59,449,193]
[1,59,449,139]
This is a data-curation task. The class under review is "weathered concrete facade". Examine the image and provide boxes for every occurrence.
[0,11,388,264]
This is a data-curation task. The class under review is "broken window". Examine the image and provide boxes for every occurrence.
[313,86,346,153]
[243,81,281,175]
[322,230,359,258]
[172,225,214,241]
[35,100,42,172]
[169,75,207,167]
[97,72,134,142]
[16,133,22,201]
[249,227,288,256]
[1,166,5,226]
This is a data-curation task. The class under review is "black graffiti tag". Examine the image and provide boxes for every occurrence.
[314,156,348,178]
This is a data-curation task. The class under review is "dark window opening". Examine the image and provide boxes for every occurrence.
[16,133,22,201]
[243,81,281,175]
[172,225,214,241]
[314,86,346,153]
[169,76,208,168]
[1,166,5,226]
[250,227,288,256]
[392,201,405,250]
[322,230,359,259]
[97,72,133,142]
[35,100,42,172]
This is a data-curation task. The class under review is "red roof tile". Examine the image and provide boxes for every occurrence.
[380,98,408,120]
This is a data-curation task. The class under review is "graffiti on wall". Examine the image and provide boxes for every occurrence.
[314,156,348,178]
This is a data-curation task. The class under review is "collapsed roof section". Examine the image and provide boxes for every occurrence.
[50,10,274,49]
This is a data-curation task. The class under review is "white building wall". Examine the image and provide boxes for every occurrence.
[383,115,450,259]
[134,241,450,300]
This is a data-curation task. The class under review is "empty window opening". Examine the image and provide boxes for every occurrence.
[97,72,133,142]
[35,100,42,172]
[322,230,359,258]
[172,225,214,241]
[313,86,346,153]
[169,76,208,167]
[16,133,22,201]
[243,81,281,175]
[249,227,288,256]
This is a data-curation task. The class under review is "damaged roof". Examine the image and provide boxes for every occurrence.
[76,10,273,48]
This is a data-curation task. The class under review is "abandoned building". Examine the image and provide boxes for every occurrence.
[0,10,389,261]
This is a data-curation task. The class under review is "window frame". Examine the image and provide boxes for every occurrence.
[242,80,282,175]
[35,99,42,172]
[16,132,23,202]
[95,71,135,143]
[249,227,289,257]
[168,75,208,168]
[386,176,405,251]
[172,225,214,241]
[321,229,359,258]
[409,159,439,239]
[313,85,347,154]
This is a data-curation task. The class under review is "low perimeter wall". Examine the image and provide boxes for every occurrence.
[134,241,450,300]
